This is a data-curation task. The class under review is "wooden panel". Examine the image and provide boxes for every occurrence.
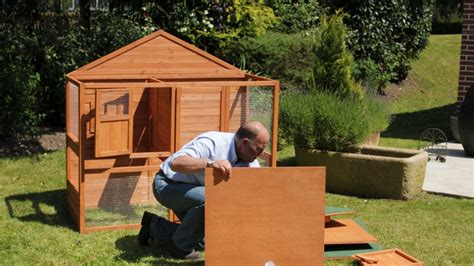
[132,88,151,153]
[205,167,326,266]
[67,181,80,229]
[95,89,132,157]
[67,146,80,190]
[95,120,130,156]
[92,35,226,72]
[177,86,222,148]
[324,219,377,245]
[352,249,423,265]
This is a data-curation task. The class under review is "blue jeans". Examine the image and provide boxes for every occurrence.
[151,173,204,252]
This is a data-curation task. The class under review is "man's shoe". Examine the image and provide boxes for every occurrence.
[169,242,202,260]
[138,211,154,246]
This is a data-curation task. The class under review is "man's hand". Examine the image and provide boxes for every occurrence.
[210,160,232,180]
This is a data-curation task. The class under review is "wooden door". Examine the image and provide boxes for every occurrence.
[95,88,133,157]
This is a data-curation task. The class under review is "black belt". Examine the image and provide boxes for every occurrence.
[157,169,174,183]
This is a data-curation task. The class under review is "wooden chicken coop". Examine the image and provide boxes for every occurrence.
[65,30,280,233]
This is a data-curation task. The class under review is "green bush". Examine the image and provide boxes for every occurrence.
[280,90,369,151]
[309,13,362,98]
[267,0,326,33]
[0,23,44,138]
[142,1,276,55]
[366,94,391,134]
[224,31,315,91]
[329,0,433,83]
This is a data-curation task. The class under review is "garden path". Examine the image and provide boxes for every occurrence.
[423,142,474,198]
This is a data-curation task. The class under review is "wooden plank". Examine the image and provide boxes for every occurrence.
[93,62,223,69]
[170,87,176,153]
[84,223,141,234]
[271,83,280,167]
[129,152,171,158]
[179,123,220,132]
[352,249,423,265]
[86,165,161,174]
[106,55,213,64]
[84,157,148,169]
[220,87,229,132]
[78,81,86,233]
[205,167,325,266]
[324,219,377,245]
[174,87,182,151]
[67,181,80,230]
[325,206,357,223]
[84,80,278,89]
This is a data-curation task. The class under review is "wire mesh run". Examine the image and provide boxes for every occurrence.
[228,86,274,166]
[67,82,79,140]
[84,173,166,228]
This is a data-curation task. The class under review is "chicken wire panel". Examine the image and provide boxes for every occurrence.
[84,172,167,228]
[67,82,79,140]
[228,86,274,166]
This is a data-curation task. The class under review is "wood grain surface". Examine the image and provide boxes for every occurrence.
[205,167,326,266]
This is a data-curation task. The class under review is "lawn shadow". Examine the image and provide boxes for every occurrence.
[4,189,74,230]
[115,235,204,265]
[382,103,456,141]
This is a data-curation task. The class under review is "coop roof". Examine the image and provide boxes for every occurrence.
[68,30,247,80]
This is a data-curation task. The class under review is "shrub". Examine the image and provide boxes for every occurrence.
[143,1,276,54]
[309,13,362,98]
[223,31,315,91]
[365,94,391,134]
[267,0,326,33]
[0,23,43,138]
[280,90,369,151]
[328,0,433,83]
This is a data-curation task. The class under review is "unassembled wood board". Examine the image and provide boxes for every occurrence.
[205,167,326,266]
[352,249,423,265]
[324,219,377,245]
[325,206,357,223]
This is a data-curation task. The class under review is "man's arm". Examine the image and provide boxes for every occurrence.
[169,155,208,173]
[170,155,232,177]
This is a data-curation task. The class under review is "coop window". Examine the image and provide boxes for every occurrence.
[99,89,130,121]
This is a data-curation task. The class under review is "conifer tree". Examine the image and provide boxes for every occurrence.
[309,12,362,99]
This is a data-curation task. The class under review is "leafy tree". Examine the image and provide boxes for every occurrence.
[325,0,433,88]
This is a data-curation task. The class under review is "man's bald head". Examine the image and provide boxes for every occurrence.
[235,121,269,141]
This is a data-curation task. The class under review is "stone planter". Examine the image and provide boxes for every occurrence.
[295,145,428,200]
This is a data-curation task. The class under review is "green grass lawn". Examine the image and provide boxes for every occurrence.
[1,34,473,265]
[380,34,461,149]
